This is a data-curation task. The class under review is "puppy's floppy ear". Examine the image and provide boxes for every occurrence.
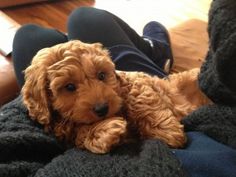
[22,50,52,126]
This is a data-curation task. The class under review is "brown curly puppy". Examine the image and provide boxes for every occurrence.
[22,40,210,153]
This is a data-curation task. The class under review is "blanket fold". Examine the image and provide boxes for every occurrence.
[0,96,65,177]
[34,140,186,177]
[182,105,236,149]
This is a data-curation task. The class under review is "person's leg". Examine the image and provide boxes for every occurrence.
[173,132,236,177]
[12,24,68,87]
[67,7,150,51]
[67,7,173,74]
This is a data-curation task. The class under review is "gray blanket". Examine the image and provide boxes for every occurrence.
[0,96,186,177]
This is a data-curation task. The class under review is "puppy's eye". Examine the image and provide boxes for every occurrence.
[65,83,76,92]
[98,72,106,81]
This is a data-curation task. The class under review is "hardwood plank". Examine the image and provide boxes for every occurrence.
[2,0,95,32]
[0,0,49,8]
[3,0,211,33]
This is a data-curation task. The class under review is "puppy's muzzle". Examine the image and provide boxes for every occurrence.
[93,103,109,118]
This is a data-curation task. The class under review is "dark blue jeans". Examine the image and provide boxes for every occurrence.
[173,132,236,177]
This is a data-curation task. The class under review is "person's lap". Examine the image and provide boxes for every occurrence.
[12,7,165,87]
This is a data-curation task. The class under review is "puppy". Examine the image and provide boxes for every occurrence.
[22,40,210,153]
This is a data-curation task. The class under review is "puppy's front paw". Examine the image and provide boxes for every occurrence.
[84,117,127,154]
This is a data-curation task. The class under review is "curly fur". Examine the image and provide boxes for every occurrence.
[22,40,210,153]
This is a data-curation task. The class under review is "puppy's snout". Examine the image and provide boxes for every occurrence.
[93,103,109,117]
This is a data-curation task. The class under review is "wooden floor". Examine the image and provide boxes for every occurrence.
[2,0,211,33]
[2,0,95,32]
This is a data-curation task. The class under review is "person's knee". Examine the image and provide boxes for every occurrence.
[67,7,112,41]
[68,7,103,24]
[67,7,109,31]
[13,24,43,46]
[14,24,41,39]
[14,24,67,51]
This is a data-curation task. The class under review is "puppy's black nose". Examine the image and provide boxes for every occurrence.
[93,103,109,117]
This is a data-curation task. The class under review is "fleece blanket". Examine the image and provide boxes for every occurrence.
[0,96,186,177]
[1,96,236,177]
[1,0,236,176]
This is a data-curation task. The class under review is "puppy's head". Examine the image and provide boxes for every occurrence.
[22,40,123,127]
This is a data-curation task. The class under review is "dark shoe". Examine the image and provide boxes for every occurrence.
[143,21,173,73]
